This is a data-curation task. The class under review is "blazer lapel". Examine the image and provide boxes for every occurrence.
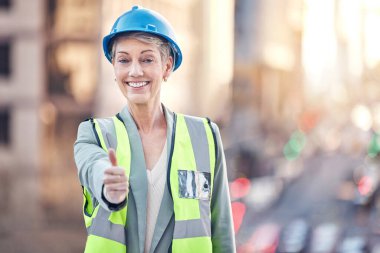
[150,106,175,253]
[120,106,148,253]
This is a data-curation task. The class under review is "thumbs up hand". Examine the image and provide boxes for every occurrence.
[103,148,129,204]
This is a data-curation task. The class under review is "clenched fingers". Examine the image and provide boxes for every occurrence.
[104,167,127,182]
[103,173,128,184]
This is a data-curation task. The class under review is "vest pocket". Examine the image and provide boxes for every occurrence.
[178,170,211,200]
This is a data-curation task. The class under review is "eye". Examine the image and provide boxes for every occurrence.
[117,58,129,64]
[142,58,154,63]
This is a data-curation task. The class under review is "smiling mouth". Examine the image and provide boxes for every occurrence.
[126,81,149,88]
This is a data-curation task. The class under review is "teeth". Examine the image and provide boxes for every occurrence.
[127,81,148,88]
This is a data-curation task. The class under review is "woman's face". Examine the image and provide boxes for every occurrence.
[112,37,173,107]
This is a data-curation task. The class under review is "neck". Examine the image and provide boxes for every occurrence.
[127,102,165,134]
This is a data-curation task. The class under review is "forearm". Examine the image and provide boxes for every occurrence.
[74,121,115,211]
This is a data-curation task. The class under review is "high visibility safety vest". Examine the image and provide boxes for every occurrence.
[82,113,217,253]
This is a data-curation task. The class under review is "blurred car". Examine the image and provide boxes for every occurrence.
[277,218,310,253]
[337,235,368,253]
[352,162,379,208]
[337,227,369,253]
[243,176,284,212]
[238,222,281,253]
[336,162,379,208]
[309,222,340,253]
[229,177,251,234]
[371,243,380,253]
[370,203,380,235]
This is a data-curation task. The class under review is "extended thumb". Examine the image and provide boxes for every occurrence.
[108,148,118,166]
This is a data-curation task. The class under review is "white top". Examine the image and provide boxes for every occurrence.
[144,141,167,253]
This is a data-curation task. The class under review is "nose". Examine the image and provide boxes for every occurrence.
[129,61,143,77]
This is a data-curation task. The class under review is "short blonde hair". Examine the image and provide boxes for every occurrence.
[110,32,172,64]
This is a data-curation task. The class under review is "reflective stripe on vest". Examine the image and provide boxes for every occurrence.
[170,114,216,253]
[82,115,131,253]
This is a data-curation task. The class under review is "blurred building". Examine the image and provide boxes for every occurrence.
[0,0,234,251]
[229,0,380,180]
[228,0,304,179]
[0,0,45,229]
[233,0,304,137]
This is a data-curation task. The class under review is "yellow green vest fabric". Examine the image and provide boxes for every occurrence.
[81,113,216,253]
[83,115,130,253]
[169,114,216,252]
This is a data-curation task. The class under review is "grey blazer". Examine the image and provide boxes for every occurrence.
[74,105,236,253]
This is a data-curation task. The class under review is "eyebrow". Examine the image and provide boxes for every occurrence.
[116,49,155,55]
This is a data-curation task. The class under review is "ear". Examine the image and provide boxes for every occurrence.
[163,56,174,77]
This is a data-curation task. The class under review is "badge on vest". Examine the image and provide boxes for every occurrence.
[178,170,211,200]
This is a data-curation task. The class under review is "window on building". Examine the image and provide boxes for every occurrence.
[0,42,11,77]
[46,0,98,103]
[0,108,10,145]
[0,0,11,9]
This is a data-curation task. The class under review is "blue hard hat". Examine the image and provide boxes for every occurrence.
[102,5,182,71]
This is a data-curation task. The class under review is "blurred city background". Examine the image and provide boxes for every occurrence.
[1,0,380,252]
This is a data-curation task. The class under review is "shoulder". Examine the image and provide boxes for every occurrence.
[209,121,220,135]
[77,118,93,135]
[76,116,115,140]
[78,116,115,128]
[77,116,105,130]
[177,112,220,131]
[178,113,217,127]
[93,116,116,129]
[178,113,221,145]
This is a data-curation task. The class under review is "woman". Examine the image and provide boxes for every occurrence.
[74,5,235,253]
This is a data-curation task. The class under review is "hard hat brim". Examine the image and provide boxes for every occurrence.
[102,30,182,71]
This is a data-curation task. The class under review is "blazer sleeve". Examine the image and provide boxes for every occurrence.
[210,123,236,253]
[74,120,117,212]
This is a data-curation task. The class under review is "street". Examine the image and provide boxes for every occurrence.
[236,152,380,252]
